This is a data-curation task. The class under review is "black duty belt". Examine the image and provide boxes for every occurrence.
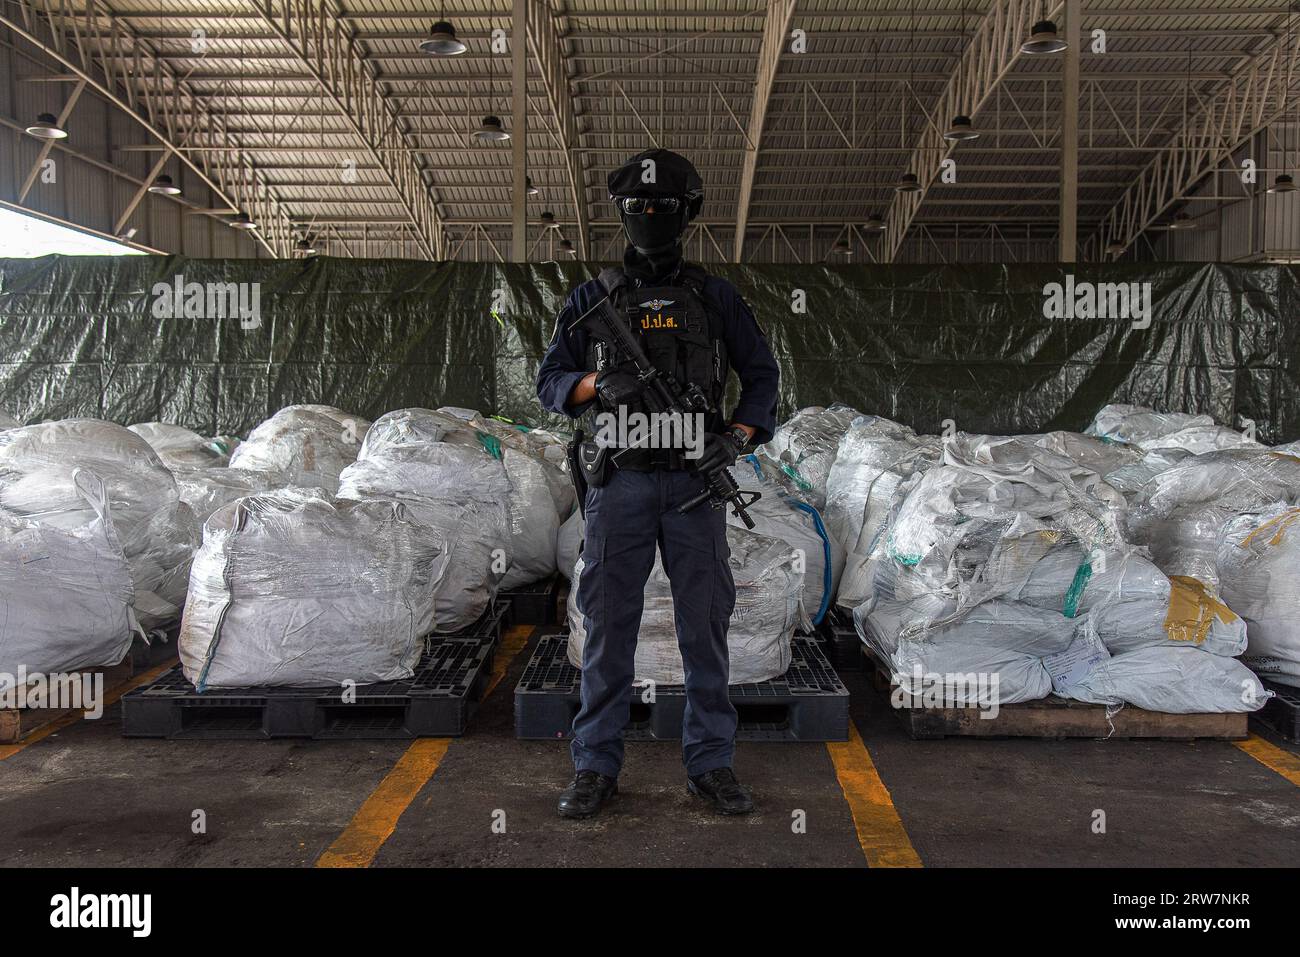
[613,446,691,472]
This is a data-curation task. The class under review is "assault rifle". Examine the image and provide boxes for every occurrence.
[569,289,759,529]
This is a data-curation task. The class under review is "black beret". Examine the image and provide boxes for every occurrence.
[606,148,704,200]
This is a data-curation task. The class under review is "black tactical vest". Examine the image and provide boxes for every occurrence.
[582,263,729,451]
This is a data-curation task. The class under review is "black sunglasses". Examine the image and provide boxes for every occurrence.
[616,196,683,215]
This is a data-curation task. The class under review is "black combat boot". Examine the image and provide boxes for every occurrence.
[687,767,755,815]
[557,770,618,819]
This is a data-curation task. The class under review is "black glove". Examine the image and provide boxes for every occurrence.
[594,369,643,409]
[694,428,747,476]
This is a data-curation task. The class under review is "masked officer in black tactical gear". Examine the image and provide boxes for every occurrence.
[536,149,780,819]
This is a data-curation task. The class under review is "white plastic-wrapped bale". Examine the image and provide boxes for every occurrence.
[0,419,193,629]
[0,470,136,690]
[567,525,803,685]
[556,509,583,581]
[1069,646,1269,713]
[173,466,281,524]
[228,405,367,492]
[179,488,442,688]
[761,404,862,509]
[128,422,231,469]
[1032,431,1144,477]
[1086,404,1215,444]
[437,407,575,519]
[1126,449,1300,590]
[824,416,942,610]
[1016,543,1246,657]
[729,453,844,625]
[852,435,1117,701]
[1218,506,1300,688]
[1101,447,1193,502]
[339,408,513,632]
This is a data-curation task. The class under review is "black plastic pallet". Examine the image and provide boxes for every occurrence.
[437,599,508,645]
[122,637,495,740]
[500,576,562,627]
[811,606,863,671]
[514,631,849,742]
[1252,680,1300,743]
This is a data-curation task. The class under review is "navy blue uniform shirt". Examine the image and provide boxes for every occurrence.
[535,270,780,445]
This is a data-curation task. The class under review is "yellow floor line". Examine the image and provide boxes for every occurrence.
[0,662,173,762]
[315,624,536,868]
[826,722,923,868]
[1234,733,1300,787]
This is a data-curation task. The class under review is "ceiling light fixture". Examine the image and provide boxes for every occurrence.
[864,214,888,232]
[474,115,510,141]
[419,20,467,56]
[147,174,181,196]
[229,212,258,231]
[944,115,980,141]
[25,112,67,139]
[526,176,540,196]
[1021,20,1069,54]
[895,172,921,193]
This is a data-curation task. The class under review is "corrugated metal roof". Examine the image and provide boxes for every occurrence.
[8,0,1299,259]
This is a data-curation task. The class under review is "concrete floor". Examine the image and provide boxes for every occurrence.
[0,626,1296,868]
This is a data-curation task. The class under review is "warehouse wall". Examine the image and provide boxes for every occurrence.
[0,256,1295,445]
[0,35,268,258]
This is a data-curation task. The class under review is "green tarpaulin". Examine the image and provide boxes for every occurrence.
[0,256,1295,443]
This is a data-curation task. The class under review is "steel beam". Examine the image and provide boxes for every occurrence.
[1086,26,1300,259]
[246,0,443,259]
[526,0,588,255]
[1060,0,1080,261]
[734,0,797,263]
[882,0,1064,262]
[1,0,293,255]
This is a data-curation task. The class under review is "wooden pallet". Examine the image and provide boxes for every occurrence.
[862,646,1249,741]
[0,634,179,748]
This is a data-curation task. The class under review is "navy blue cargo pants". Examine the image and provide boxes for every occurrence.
[572,467,737,778]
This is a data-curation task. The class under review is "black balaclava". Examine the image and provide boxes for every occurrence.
[607,148,703,284]
[620,207,688,282]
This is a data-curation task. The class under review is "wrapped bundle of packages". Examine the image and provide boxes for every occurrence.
[1086,403,1258,455]
[228,404,369,492]
[760,404,862,509]
[0,419,197,629]
[435,407,568,588]
[179,488,442,688]
[338,408,513,632]
[1218,506,1300,687]
[728,453,844,624]
[567,525,804,684]
[824,416,943,610]
[128,422,234,469]
[0,470,136,689]
[851,434,1267,712]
